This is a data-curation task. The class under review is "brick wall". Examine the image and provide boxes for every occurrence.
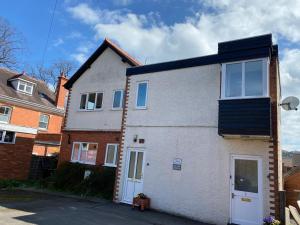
[0,132,35,180]
[59,130,121,166]
[269,55,281,217]
[3,103,64,133]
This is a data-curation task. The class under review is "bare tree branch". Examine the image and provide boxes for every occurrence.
[0,18,22,68]
[30,60,75,90]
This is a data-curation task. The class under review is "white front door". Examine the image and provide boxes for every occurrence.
[231,155,263,225]
[122,149,145,203]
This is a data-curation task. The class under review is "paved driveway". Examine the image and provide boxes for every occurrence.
[0,190,209,225]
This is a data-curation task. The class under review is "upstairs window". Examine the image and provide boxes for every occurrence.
[136,82,148,109]
[222,59,268,99]
[17,81,34,95]
[0,130,15,144]
[79,92,103,111]
[71,142,98,165]
[0,106,12,123]
[39,114,49,130]
[112,90,124,109]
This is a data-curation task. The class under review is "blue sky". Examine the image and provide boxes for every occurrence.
[1,0,300,151]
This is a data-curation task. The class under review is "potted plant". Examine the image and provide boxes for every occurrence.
[132,193,150,211]
[263,216,280,225]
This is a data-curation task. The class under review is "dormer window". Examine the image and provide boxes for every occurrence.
[17,81,34,95]
[221,58,268,99]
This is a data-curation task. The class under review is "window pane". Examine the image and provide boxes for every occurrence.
[135,152,144,180]
[225,63,242,97]
[25,85,32,93]
[137,83,147,107]
[72,143,80,161]
[19,82,25,91]
[86,150,97,164]
[87,93,96,110]
[0,107,11,123]
[82,143,88,150]
[113,91,122,108]
[39,114,49,129]
[80,94,87,109]
[80,149,87,162]
[4,131,15,143]
[106,145,116,164]
[245,60,263,96]
[234,159,258,193]
[128,151,136,179]
[0,131,3,141]
[96,93,103,109]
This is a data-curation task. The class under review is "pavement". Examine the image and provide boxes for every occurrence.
[0,189,209,225]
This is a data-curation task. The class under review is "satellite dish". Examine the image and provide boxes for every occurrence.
[280,96,299,111]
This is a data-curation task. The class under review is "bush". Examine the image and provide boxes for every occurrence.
[0,180,22,189]
[52,162,116,199]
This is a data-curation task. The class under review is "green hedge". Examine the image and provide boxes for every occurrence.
[53,162,116,199]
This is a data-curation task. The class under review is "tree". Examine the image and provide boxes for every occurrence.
[30,60,75,89]
[0,18,21,68]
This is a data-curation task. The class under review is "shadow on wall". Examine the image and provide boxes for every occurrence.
[0,136,35,180]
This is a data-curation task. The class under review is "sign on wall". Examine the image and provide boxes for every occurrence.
[173,158,182,171]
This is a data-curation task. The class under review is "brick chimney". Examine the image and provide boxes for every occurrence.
[55,72,68,109]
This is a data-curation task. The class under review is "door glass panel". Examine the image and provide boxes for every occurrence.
[128,151,136,179]
[234,159,258,193]
[245,60,263,96]
[135,152,144,180]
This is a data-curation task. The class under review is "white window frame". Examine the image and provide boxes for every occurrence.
[0,130,16,144]
[17,80,34,95]
[79,92,104,111]
[0,106,12,124]
[112,90,124,110]
[135,81,148,109]
[221,58,269,100]
[38,114,49,130]
[70,142,98,165]
[104,143,118,167]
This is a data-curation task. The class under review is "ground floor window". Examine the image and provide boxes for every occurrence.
[0,130,16,144]
[71,142,98,165]
[104,144,118,167]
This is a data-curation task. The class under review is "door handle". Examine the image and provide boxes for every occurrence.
[232,193,235,199]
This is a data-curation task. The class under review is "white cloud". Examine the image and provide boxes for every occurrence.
[71,41,95,64]
[67,1,300,150]
[53,38,64,47]
[113,0,132,6]
[67,3,100,25]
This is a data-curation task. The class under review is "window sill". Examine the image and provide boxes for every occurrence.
[70,160,96,165]
[77,109,103,112]
[219,96,270,100]
[0,142,15,144]
[111,108,123,111]
[135,107,148,110]
[104,164,117,168]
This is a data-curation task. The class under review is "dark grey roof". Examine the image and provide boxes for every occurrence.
[127,34,278,76]
[0,68,57,108]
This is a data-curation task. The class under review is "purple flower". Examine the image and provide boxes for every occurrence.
[263,216,274,224]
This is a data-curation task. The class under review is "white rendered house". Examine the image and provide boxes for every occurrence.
[114,34,282,225]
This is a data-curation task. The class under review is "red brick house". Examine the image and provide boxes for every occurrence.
[0,68,67,180]
[59,38,140,168]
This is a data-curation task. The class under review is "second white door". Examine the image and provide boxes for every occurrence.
[122,149,145,203]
